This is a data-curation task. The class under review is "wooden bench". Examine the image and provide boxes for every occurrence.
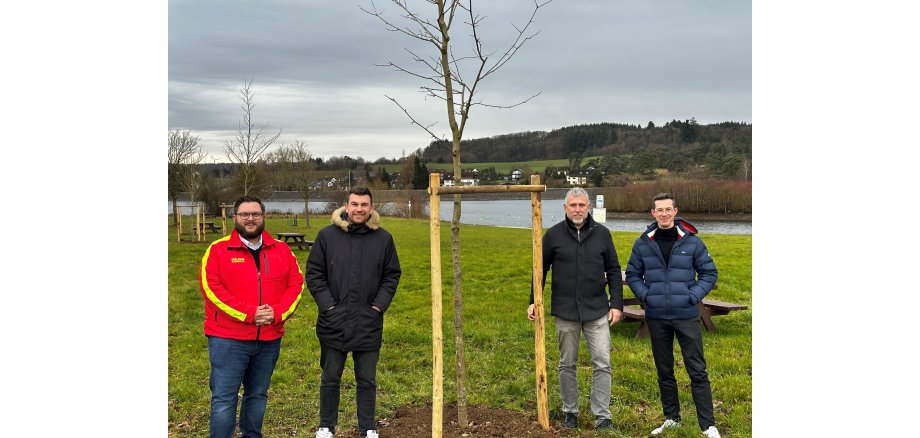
[197,221,222,234]
[618,272,748,338]
[275,233,313,251]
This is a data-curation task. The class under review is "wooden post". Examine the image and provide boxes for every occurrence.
[530,174,549,430]
[196,204,203,241]
[177,209,182,242]
[428,173,443,438]
[221,205,230,237]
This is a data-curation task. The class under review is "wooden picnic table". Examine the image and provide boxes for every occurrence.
[617,272,748,338]
[197,221,222,233]
[275,232,313,251]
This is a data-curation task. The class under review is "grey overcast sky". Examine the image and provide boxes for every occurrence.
[169,0,751,162]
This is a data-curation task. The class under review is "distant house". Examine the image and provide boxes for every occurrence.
[565,171,590,186]
[310,177,339,190]
[510,168,524,181]
[441,173,479,186]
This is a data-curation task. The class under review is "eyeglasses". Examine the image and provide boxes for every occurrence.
[236,212,264,219]
[653,207,675,214]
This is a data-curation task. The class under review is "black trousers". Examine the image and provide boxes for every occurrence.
[318,344,380,437]
[647,317,715,430]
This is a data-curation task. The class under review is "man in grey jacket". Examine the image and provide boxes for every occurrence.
[527,187,623,431]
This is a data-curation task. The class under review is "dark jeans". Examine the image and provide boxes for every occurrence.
[319,344,380,437]
[207,336,282,438]
[647,318,715,430]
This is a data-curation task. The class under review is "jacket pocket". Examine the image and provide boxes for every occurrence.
[316,305,347,338]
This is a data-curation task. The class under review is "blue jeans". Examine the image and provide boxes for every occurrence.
[208,336,282,438]
[318,344,380,437]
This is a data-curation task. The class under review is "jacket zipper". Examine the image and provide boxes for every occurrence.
[256,251,264,340]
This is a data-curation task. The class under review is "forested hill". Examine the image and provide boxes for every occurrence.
[420,120,751,164]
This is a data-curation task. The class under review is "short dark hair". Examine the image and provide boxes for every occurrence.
[347,186,373,204]
[233,195,265,214]
[652,192,677,209]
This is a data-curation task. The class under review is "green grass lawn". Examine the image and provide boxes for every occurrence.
[169,214,752,437]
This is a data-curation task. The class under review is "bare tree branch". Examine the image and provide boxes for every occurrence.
[385,95,446,143]
[223,78,281,194]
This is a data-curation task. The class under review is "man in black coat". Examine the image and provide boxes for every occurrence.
[527,187,623,431]
[306,187,401,438]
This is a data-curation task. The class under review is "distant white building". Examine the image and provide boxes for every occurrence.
[565,171,589,186]
[510,168,524,181]
[442,177,479,187]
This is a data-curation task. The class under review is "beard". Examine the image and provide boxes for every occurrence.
[235,220,265,240]
[569,214,585,226]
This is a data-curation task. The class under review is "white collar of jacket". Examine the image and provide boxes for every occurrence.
[645,221,688,240]
[331,206,381,231]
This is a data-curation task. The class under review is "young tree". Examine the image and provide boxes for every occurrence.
[266,140,318,227]
[168,129,205,225]
[363,0,550,426]
[224,78,281,195]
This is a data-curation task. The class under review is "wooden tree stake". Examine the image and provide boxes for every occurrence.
[530,174,549,430]
[428,173,444,438]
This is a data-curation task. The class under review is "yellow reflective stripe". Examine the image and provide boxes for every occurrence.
[200,236,248,322]
[280,247,305,321]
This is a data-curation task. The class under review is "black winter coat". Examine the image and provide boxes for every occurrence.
[306,207,401,351]
[532,214,623,321]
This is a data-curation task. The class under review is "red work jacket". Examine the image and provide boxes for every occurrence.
[200,230,304,340]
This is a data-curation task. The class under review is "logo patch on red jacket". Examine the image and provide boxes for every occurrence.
[231,257,246,263]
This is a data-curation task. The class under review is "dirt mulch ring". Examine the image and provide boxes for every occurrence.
[321,404,628,437]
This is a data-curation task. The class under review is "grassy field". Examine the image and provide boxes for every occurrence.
[168,214,752,437]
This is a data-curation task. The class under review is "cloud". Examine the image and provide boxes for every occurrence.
[169,0,751,161]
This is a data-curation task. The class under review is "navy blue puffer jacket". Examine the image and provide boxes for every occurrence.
[625,218,717,320]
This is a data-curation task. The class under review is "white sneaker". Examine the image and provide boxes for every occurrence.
[702,426,722,438]
[651,418,680,436]
[365,430,379,438]
[315,427,334,438]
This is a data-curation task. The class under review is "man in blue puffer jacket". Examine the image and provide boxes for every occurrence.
[625,192,721,438]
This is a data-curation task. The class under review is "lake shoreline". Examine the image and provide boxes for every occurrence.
[247,189,752,222]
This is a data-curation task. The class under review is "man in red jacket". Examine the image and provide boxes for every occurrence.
[200,195,305,438]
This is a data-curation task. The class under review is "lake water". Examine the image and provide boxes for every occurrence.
[170,199,751,235]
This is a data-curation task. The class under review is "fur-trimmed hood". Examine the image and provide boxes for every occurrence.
[331,206,381,231]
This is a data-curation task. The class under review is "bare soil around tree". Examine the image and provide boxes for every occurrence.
[319,404,633,437]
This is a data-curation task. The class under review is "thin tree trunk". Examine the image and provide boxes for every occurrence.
[171,196,180,227]
[451,192,467,426]
[302,194,312,228]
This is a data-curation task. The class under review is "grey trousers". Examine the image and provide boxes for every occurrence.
[555,315,612,424]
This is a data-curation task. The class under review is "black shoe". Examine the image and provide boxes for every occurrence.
[595,418,614,430]
[562,412,578,429]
